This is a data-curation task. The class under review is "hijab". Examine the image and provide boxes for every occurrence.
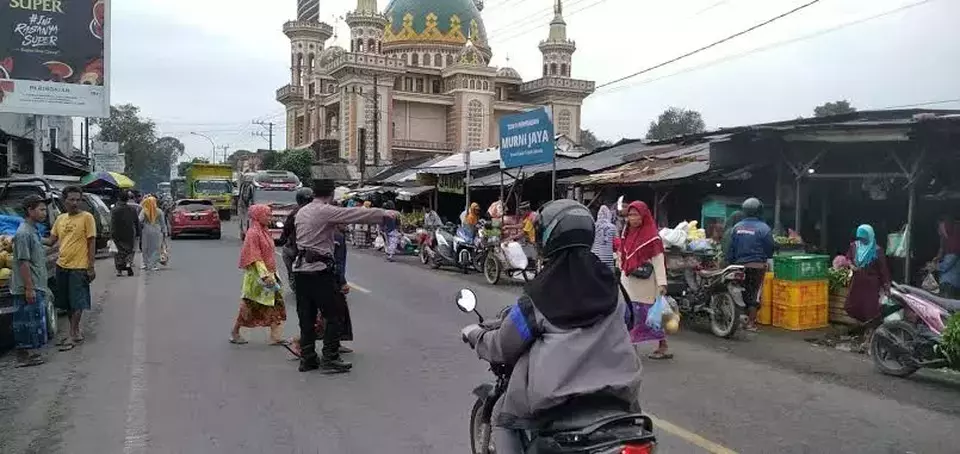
[142,196,159,224]
[466,202,480,225]
[854,224,878,268]
[238,204,277,272]
[524,247,618,329]
[618,201,664,274]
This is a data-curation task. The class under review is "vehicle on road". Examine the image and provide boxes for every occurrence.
[455,289,658,454]
[170,199,221,240]
[871,283,959,377]
[170,177,187,200]
[158,181,171,198]
[186,163,234,220]
[237,170,301,243]
[420,223,472,273]
[665,250,747,338]
[79,192,112,252]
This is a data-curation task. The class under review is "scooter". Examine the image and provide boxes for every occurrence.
[870,282,960,377]
[420,223,470,273]
[665,251,747,338]
[455,289,658,454]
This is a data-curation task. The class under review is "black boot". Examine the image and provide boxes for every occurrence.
[299,354,320,372]
[319,356,352,374]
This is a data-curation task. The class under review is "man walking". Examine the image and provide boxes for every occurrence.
[726,197,774,332]
[48,186,97,351]
[110,191,140,276]
[9,195,50,367]
[293,179,397,373]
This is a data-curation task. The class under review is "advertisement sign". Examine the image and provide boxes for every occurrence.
[91,140,123,173]
[498,107,555,169]
[0,0,110,117]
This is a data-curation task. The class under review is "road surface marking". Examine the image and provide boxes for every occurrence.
[648,413,738,454]
[123,273,149,454]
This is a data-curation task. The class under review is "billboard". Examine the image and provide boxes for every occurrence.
[0,0,110,117]
[499,107,555,169]
[91,140,123,173]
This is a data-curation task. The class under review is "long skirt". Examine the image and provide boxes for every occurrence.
[114,239,135,271]
[236,291,287,328]
[142,223,164,268]
[384,230,402,257]
[628,302,665,344]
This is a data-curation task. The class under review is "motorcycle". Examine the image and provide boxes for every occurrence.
[870,282,960,377]
[455,289,658,454]
[420,223,471,273]
[664,251,747,338]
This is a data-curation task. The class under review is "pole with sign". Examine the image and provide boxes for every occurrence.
[498,107,556,202]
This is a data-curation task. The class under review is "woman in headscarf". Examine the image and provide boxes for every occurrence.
[845,224,890,322]
[139,196,167,272]
[591,205,616,270]
[616,201,672,359]
[935,215,960,298]
[230,204,287,345]
[381,200,402,261]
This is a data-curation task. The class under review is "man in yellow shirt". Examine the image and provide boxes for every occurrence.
[48,186,97,350]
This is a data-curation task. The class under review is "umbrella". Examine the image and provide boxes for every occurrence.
[81,171,136,189]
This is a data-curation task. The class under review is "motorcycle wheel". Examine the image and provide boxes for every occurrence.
[430,253,442,270]
[473,251,486,272]
[870,321,921,377]
[709,293,741,338]
[420,246,429,265]
[469,398,495,454]
[484,254,501,285]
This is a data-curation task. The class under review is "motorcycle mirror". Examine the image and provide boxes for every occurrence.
[616,196,624,213]
[456,289,478,313]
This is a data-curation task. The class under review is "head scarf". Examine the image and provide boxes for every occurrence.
[618,201,664,274]
[525,247,618,329]
[466,202,480,225]
[596,205,613,228]
[142,196,159,224]
[238,204,277,272]
[854,224,878,268]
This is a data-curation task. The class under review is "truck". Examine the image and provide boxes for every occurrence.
[237,170,302,242]
[185,163,234,220]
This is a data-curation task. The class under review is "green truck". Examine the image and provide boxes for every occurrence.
[185,163,234,220]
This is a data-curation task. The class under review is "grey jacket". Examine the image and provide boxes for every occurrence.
[294,202,387,272]
[466,299,642,428]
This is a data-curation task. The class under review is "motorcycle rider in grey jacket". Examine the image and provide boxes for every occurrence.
[462,200,642,453]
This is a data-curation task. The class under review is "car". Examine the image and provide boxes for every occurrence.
[79,193,112,251]
[169,199,221,240]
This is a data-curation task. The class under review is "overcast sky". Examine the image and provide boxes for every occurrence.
[105,0,960,162]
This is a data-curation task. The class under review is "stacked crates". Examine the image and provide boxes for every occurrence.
[771,255,830,330]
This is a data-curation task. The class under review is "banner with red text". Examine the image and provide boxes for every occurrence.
[0,0,110,117]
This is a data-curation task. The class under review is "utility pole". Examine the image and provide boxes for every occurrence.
[217,145,230,164]
[373,75,379,167]
[253,120,275,151]
[358,127,367,187]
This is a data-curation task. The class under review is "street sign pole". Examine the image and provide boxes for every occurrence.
[464,148,471,212]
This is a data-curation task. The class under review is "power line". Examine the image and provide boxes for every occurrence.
[487,0,592,38]
[596,0,822,91]
[488,0,601,43]
[594,0,936,96]
[880,98,960,110]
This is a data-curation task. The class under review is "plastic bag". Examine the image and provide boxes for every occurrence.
[645,296,667,330]
[921,272,939,293]
[160,242,170,266]
[502,241,528,269]
[107,240,118,254]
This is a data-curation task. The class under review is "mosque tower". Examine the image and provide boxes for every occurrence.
[277,1,333,148]
[539,0,575,78]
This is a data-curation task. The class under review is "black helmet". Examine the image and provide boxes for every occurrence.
[535,199,595,258]
[296,187,314,206]
[742,197,762,217]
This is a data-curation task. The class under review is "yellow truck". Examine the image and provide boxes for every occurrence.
[186,163,234,220]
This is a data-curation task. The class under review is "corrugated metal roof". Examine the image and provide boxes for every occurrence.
[560,143,711,186]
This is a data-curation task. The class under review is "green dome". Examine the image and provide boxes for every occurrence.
[383,0,488,47]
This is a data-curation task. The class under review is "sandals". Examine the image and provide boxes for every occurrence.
[648,351,674,360]
[16,355,45,368]
[269,339,290,346]
[228,335,248,345]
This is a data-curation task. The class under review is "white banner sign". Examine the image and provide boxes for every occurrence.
[91,140,123,173]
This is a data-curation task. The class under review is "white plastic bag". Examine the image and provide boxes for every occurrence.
[107,240,118,254]
[373,234,385,250]
[502,241,528,269]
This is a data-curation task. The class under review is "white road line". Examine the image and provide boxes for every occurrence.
[123,274,149,453]
[273,252,371,294]
[648,413,738,454]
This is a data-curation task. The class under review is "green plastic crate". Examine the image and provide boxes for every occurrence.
[773,254,830,281]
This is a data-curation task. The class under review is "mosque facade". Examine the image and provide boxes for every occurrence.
[277,0,595,165]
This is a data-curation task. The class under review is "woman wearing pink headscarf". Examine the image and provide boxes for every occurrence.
[230,204,287,345]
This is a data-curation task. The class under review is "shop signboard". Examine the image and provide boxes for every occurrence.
[498,107,555,169]
[0,0,110,117]
[91,140,123,173]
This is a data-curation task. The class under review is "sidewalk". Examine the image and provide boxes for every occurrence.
[0,257,114,454]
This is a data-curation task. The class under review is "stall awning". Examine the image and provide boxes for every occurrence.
[560,143,711,186]
[396,185,434,201]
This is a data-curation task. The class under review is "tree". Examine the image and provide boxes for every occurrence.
[645,107,706,141]
[276,149,313,182]
[579,129,612,151]
[814,100,856,118]
[96,104,181,191]
[177,157,209,177]
[154,136,185,178]
[259,150,280,170]
[225,149,254,170]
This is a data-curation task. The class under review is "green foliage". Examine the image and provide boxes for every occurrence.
[942,313,960,367]
[579,129,612,151]
[276,149,313,182]
[400,211,424,229]
[827,267,852,293]
[226,149,254,170]
[95,104,185,190]
[814,100,856,118]
[645,107,706,141]
[260,150,280,170]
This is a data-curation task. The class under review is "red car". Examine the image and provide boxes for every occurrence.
[170,199,221,239]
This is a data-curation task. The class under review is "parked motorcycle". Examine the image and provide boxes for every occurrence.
[420,223,471,273]
[870,283,960,377]
[455,289,658,454]
[664,251,747,338]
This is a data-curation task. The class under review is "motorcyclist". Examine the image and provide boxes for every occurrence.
[279,187,315,292]
[726,197,774,331]
[461,199,642,453]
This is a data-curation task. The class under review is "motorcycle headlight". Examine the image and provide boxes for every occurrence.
[275,221,284,228]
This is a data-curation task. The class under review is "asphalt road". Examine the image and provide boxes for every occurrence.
[2,221,958,454]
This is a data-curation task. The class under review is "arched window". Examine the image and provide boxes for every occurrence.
[560,63,568,76]
[308,54,315,71]
[328,83,335,93]
[411,53,419,66]
[446,54,454,66]
[469,79,476,89]
[367,39,376,53]
[482,80,488,90]
[550,63,557,75]
[378,42,382,53]
[543,64,547,76]
[467,100,484,150]
[432,80,441,93]
[557,109,572,136]
[434,53,443,67]
[356,39,364,52]
[423,53,432,66]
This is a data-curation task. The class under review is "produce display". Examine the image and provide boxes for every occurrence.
[0,234,12,286]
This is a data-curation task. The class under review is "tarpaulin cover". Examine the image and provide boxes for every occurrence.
[0,215,49,237]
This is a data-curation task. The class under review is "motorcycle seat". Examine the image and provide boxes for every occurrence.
[898,285,960,312]
[539,408,641,433]
[698,265,743,278]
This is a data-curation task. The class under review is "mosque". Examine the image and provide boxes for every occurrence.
[276,0,595,165]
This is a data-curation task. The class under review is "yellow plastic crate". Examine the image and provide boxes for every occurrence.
[772,279,828,308]
[772,302,829,331]
[758,272,774,325]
